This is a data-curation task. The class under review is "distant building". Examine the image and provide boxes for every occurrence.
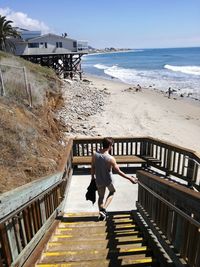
[14,28,41,41]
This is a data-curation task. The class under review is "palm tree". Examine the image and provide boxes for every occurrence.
[0,15,20,53]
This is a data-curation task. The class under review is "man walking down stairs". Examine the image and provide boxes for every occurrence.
[36,211,155,267]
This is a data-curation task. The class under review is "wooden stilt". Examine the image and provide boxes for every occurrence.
[21,52,86,80]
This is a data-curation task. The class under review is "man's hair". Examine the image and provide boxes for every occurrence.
[102,137,114,149]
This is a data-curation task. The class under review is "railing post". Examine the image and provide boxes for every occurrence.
[166,149,173,177]
[0,223,12,266]
[140,140,147,156]
[173,214,184,252]
[6,219,19,261]
[187,158,198,187]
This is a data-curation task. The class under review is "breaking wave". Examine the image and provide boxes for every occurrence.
[94,64,110,70]
[164,65,200,76]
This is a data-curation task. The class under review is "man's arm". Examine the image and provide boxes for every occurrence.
[111,157,138,184]
[91,153,96,180]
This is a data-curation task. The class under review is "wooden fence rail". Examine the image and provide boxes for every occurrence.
[0,139,73,267]
[73,137,200,188]
[137,170,200,267]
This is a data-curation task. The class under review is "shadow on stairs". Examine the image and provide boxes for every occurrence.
[35,211,157,267]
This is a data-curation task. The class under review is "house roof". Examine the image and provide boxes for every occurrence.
[28,33,77,42]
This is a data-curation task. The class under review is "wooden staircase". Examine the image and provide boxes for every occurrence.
[36,211,156,267]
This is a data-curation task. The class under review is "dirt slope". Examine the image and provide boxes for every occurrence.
[0,52,66,193]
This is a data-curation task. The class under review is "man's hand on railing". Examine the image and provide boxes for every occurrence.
[130,176,138,184]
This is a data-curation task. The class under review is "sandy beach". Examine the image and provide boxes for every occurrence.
[60,74,200,153]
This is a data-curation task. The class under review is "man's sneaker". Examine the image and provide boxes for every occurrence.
[98,210,107,221]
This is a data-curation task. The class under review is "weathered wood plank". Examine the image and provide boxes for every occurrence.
[19,213,28,247]
[39,198,46,225]
[0,223,12,266]
[6,219,18,261]
[73,155,146,165]
[22,208,31,242]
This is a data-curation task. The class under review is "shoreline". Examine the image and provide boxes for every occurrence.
[84,72,200,106]
[84,71,200,104]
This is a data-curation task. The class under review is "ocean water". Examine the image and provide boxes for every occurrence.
[82,47,200,100]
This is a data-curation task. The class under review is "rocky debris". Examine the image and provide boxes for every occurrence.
[57,79,109,136]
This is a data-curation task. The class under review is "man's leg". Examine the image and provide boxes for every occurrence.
[103,183,116,210]
[97,186,106,211]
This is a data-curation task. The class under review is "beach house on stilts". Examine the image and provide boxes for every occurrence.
[12,29,88,79]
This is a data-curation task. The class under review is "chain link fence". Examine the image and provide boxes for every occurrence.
[0,64,32,107]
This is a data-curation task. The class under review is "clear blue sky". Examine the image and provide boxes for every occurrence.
[0,0,200,48]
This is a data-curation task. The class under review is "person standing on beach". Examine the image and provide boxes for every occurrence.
[91,137,138,221]
[167,87,172,98]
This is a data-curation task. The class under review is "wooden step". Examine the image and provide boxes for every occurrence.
[59,218,134,228]
[55,225,138,236]
[48,236,144,246]
[40,247,149,263]
[58,224,137,231]
[36,256,153,266]
[47,239,144,251]
[52,231,140,242]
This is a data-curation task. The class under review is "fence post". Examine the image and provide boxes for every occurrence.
[28,83,33,108]
[0,68,5,96]
[23,67,30,104]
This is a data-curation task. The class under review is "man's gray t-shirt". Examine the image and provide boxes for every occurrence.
[94,151,113,187]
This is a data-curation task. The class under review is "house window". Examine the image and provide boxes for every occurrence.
[73,41,77,48]
[40,42,47,48]
[56,42,62,48]
[28,43,39,48]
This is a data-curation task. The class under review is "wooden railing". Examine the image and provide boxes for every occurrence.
[73,137,200,188]
[137,170,200,267]
[0,139,73,267]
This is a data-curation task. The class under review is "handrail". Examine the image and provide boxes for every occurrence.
[0,173,62,225]
[0,172,63,224]
[137,170,200,267]
[138,180,200,228]
[0,138,73,267]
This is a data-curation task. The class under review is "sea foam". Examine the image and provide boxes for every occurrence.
[94,64,109,70]
[164,65,200,76]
